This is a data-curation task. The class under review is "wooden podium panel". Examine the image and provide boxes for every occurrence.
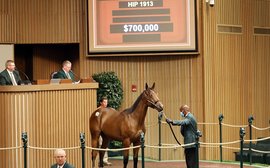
[59,79,72,84]
[34,79,50,85]
[0,83,98,168]
[33,79,72,85]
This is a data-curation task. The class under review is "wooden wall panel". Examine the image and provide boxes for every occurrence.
[203,0,270,161]
[254,0,270,26]
[0,0,81,43]
[0,0,14,42]
[217,0,242,25]
[253,36,270,138]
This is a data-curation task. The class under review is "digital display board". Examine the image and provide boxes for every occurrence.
[88,0,197,54]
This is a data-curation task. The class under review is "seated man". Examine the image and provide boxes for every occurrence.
[51,149,74,168]
[0,60,22,85]
[54,60,75,82]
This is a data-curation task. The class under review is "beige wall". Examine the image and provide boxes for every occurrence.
[0,44,14,70]
[0,0,269,163]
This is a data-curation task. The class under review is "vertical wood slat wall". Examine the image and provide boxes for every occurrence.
[0,0,270,163]
[0,0,80,43]
[0,86,97,168]
[203,0,270,161]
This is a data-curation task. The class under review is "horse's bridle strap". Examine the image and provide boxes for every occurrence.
[168,123,182,146]
[147,100,157,106]
[161,111,182,146]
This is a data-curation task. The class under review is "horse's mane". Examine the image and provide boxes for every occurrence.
[124,91,144,113]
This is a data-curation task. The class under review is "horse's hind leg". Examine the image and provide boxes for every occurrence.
[92,150,98,168]
[99,135,110,167]
[91,134,100,168]
[91,146,98,167]
[98,151,105,168]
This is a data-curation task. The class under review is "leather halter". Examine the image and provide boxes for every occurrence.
[142,89,161,110]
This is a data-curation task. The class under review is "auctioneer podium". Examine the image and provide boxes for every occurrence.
[0,83,98,168]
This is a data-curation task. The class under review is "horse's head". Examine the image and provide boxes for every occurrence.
[143,83,163,112]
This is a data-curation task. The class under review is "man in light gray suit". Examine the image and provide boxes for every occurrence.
[166,105,198,168]
[51,149,74,168]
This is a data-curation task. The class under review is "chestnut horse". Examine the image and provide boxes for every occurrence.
[90,83,163,168]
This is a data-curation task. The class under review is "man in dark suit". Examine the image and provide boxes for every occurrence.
[0,60,22,85]
[166,105,198,168]
[51,149,74,168]
[53,60,75,82]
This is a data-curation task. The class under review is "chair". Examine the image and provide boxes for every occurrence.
[51,71,58,79]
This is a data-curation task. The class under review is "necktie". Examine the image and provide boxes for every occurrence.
[66,72,71,79]
[10,72,17,85]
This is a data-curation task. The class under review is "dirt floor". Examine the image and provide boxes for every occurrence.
[103,159,269,168]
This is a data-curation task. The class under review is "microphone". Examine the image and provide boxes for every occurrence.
[70,70,80,79]
[70,70,94,83]
[15,67,32,85]
[69,70,81,83]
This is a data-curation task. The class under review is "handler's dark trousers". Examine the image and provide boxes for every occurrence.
[185,147,196,168]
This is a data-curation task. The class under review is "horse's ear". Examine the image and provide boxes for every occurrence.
[145,83,149,89]
[151,82,155,89]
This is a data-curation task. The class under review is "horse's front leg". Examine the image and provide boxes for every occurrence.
[123,139,131,168]
[133,141,141,168]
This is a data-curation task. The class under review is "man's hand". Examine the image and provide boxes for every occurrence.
[166,118,173,124]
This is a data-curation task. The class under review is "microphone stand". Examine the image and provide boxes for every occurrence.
[70,70,81,84]
[16,68,32,85]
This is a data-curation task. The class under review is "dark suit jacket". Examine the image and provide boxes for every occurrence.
[51,162,74,168]
[0,69,22,85]
[171,113,197,148]
[53,69,75,82]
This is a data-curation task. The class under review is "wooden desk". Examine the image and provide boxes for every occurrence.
[0,83,98,168]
